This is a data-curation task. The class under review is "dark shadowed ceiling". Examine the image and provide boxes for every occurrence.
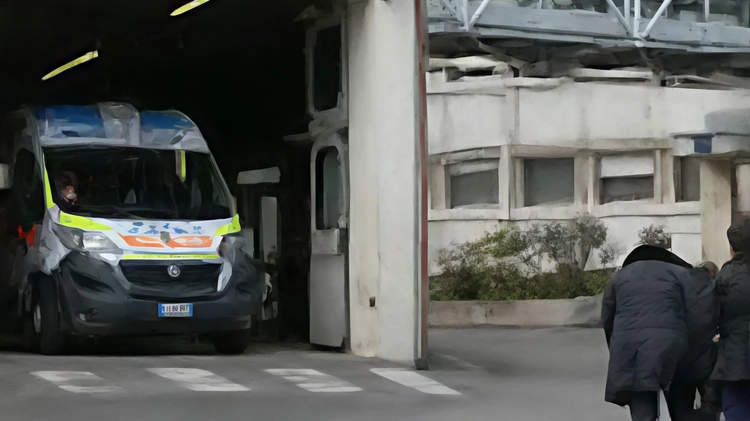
[0,0,321,177]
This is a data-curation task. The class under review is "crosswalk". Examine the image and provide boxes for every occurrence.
[26,366,461,397]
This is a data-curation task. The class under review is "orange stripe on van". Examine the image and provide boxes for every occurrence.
[119,235,213,249]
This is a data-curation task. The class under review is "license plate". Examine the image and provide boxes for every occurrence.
[158,303,193,318]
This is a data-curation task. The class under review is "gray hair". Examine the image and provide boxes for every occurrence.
[697,261,719,276]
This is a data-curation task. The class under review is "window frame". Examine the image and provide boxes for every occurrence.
[598,152,657,205]
[674,156,701,203]
[445,158,501,209]
[518,157,576,208]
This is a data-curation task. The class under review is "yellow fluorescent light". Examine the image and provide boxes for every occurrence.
[171,0,211,16]
[41,50,99,81]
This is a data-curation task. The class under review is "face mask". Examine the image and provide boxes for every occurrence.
[65,193,77,201]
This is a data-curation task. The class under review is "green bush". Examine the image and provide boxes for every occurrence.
[431,214,617,301]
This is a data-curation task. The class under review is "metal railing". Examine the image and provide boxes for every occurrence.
[442,0,735,38]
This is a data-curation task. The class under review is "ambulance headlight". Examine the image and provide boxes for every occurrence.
[56,226,119,251]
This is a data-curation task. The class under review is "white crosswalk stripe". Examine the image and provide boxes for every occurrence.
[265,369,363,393]
[31,371,122,394]
[29,367,460,396]
[370,368,461,395]
[147,368,249,392]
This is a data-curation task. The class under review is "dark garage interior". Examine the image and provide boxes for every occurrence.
[0,0,332,343]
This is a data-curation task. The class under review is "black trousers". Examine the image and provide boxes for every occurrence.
[666,381,701,421]
[722,380,750,421]
[629,391,659,421]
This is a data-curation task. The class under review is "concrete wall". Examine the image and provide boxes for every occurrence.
[429,296,604,328]
[347,0,420,364]
[428,80,750,154]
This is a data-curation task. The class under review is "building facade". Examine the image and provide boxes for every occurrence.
[425,0,750,272]
[426,68,750,273]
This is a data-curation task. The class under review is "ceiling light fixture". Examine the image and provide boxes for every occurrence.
[41,50,99,81]
[171,0,211,16]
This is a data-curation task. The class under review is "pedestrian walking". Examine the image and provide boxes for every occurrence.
[711,219,750,421]
[602,245,698,421]
[669,261,720,421]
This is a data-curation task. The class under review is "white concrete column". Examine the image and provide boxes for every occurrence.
[736,163,750,212]
[700,159,732,265]
[587,154,600,212]
[347,0,421,364]
[429,162,446,210]
[660,149,676,204]
[653,150,663,204]
[574,153,589,206]
[499,146,511,219]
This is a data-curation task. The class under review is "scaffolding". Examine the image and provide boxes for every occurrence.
[430,0,750,53]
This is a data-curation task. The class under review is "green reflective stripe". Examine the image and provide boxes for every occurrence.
[44,168,55,209]
[123,254,219,260]
[214,214,241,236]
[179,150,187,182]
[59,212,112,231]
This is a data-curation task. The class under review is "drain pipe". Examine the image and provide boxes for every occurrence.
[414,0,430,371]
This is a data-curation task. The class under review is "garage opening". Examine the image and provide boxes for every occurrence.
[0,0,340,346]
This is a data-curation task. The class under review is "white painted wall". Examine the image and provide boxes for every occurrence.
[428,79,750,153]
[517,83,750,147]
[347,0,420,364]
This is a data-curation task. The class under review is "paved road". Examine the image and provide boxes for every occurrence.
[0,327,639,421]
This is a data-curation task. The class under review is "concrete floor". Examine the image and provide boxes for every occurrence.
[0,327,634,421]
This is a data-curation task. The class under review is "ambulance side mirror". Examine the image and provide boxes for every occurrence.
[0,164,11,190]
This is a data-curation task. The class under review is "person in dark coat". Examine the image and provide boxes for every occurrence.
[602,245,698,421]
[711,219,750,421]
[669,261,720,421]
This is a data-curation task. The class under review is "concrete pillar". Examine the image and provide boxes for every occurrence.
[736,163,750,212]
[347,0,421,364]
[700,159,732,265]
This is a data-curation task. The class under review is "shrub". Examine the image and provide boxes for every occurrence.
[431,213,617,301]
[637,224,671,249]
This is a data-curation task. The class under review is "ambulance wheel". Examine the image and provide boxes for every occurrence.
[213,329,251,355]
[35,280,66,356]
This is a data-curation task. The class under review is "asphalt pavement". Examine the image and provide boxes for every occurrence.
[0,327,638,421]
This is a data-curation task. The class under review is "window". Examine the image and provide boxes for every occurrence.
[44,147,232,220]
[601,177,654,204]
[523,158,574,207]
[448,159,499,208]
[315,147,342,230]
[313,25,342,112]
[599,153,655,204]
[675,157,701,202]
[13,149,45,228]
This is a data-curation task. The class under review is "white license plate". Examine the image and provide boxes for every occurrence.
[158,303,193,318]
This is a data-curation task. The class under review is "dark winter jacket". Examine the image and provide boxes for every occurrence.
[673,266,720,382]
[710,254,750,382]
[602,257,698,406]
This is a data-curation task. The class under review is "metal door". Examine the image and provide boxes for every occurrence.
[309,133,348,348]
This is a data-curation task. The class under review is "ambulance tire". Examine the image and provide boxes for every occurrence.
[37,280,66,356]
[213,329,251,355]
